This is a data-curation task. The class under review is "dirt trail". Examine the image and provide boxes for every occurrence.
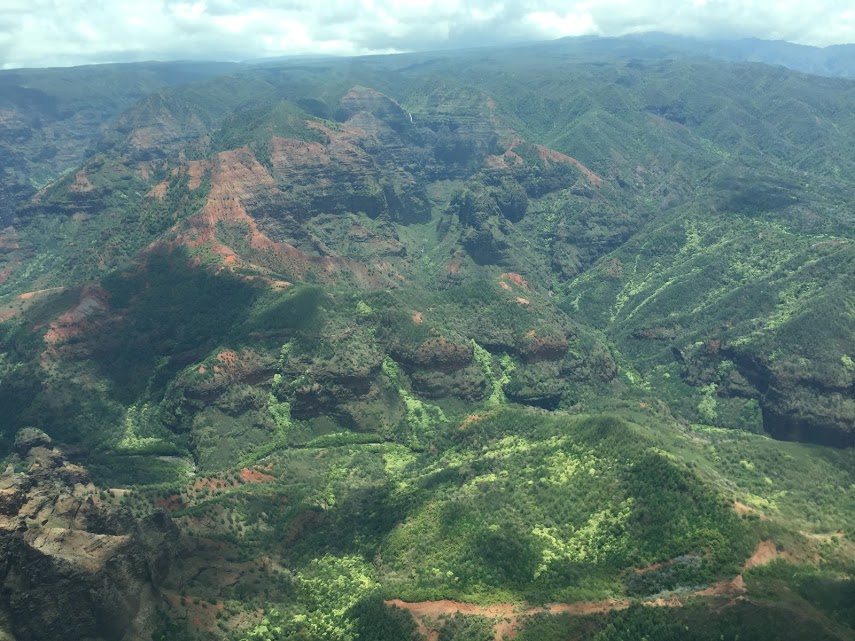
[18,286,65,300]
[387,598,634,641]
[386,598,631,641]
[387,540,786,641]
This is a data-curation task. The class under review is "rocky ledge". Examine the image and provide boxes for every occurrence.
[0,428,179,641]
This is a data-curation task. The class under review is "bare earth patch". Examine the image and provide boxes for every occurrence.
[499,272,530,289]
[744,539,788,570]
[239,468,275,483]
[734,501,766,519]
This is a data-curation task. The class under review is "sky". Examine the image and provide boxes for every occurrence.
[1,0,854,69]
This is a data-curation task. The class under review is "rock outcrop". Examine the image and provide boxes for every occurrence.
[0,429,179,641]
[724,349,855,447]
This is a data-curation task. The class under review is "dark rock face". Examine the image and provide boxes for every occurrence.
[761,387,855,447]
[395,336,474,373]
[0,432,179,641]
[410,363,489,402]
[713,348,855,448]
[0,181,35,227]
[12,428,52,455]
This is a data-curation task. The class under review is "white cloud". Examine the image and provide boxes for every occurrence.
[0,0,853,68]
[526,10,596,38]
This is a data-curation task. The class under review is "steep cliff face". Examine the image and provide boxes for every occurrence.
[721,348,855,447]
[0,429,178,641]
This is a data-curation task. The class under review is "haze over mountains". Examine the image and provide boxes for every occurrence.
[0,34,853,641]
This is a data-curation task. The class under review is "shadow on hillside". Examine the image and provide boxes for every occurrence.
[97,246,264,405]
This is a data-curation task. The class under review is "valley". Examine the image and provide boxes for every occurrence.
[0,36,853,641]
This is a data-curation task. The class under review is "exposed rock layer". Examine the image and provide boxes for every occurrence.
[0,430,178,641]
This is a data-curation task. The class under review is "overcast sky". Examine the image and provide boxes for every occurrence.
[2,0,854,69]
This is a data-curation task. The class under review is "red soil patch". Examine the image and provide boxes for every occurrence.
[239,468,275,484]
[499,272,529,289]
[43,286,109,345]
[136,163,154,181]
[154,146,332,282]
[129,129,155,149]
[485,147,525,168]
[69,170,95,193]
[147,181,168,200]
[217,349,239,368]
[501,139,528,167]
[412,311,424,325]
[460,414,485,429]
[194,476,236,493]
[535,145,604,187]
[743,540,787,571]
[186,160,210,190]
[499,281,511,290]
[445,255,464,275]
[515,297,531,306]
[223,255,237,264]
[734,501,765,519]
[484,154,511,169]
[270,136,331,169]
[198,150,274,249]
[694,578,744,598]
[0,236,20,252]
[489,140,603,187]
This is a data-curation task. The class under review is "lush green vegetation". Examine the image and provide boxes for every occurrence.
[121,405,852,640]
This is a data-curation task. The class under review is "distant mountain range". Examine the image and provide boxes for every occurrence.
[623,33,855,78]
